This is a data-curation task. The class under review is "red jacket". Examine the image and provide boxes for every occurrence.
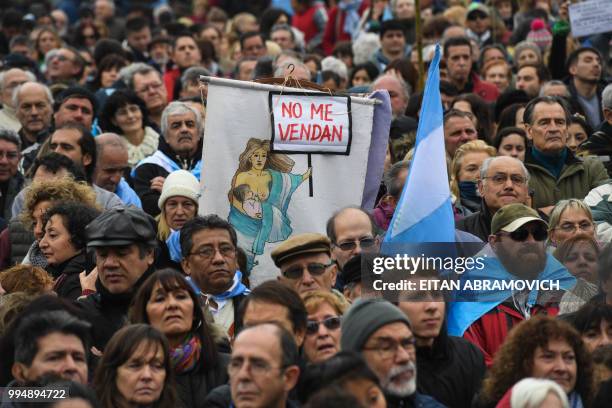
[293,3,325,44]
[463,303,559,367]
[470,73,500,103]
[322,1,370,55]
[163,67,181,102]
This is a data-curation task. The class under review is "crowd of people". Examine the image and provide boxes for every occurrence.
[0,0,611,407]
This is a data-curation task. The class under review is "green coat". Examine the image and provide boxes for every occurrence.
[524,148,609,209]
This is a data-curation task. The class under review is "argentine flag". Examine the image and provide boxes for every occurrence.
[383,44,455,244]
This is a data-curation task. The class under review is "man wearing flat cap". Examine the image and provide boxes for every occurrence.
[342,298,445,408]
[272,232,342,298]
[448,203,576,366]
[77,206,157,351]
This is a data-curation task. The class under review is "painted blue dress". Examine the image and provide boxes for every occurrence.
[229,169,303,271]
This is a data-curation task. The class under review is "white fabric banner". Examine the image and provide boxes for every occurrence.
[200,81,376,285]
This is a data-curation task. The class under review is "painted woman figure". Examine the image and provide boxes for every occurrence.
[229,138,311,271]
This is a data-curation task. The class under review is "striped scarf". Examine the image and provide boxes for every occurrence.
[170,333,201,374]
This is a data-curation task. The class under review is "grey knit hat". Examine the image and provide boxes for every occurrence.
[341,298,411,352]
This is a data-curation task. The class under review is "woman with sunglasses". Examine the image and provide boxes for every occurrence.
[548,199,596,248]
[129,269,228,408]
[302,290,348,363]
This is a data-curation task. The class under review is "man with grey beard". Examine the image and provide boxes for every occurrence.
[341,298,445,408]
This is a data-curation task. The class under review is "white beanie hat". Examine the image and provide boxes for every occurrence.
[158,170,201,210]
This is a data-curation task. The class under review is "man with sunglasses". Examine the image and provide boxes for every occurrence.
[465,4,493,48]
[327,206,380,271]
[449,204,576,366]
[342,298,445,408]
[272,233,346,303]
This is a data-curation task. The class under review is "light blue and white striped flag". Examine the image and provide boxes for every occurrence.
[383,44,455,244]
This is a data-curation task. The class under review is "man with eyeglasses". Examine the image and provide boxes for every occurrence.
[205,323,300,408]
[449,204,576,366]
[180,215,250,338]
[457,156,531,241]
[327,206,380,271]
[45,47,85,86]
[272,232,347,303]
[341,298,445,408]
[122,63,168,129]
[523,96,607,214]
[240,32,267,59]
[0,129,23,223]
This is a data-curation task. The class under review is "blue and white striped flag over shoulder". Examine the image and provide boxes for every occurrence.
[383,44,455,244]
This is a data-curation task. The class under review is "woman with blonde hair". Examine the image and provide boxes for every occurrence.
[547,199,595,247]
[450,140,496,214]
[302,290,348,364]
[156,170,200,271]
[20,177,98,268]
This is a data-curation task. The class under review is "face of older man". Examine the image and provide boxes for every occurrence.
[1,68,30,108]
[330,208,378,269]
[94,144,129,193]
[444,116,477,157]
[372,76,408,118]
[361,322,417,398]
[478,157,529,213]
[164,110,200,157]
[229,325,300,408]
[15,83,52,139]
[526,101,568,155]
[47,48,81,81]
[279,252,337,296]
[133,71,167,115]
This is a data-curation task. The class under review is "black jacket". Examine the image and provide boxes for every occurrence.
[203,384,300,408]
[132,137,203,217]
[156,238,183,272]
[76,266,155,351]
[0,173,24,222]
[48,252,94,301]
[7,218,34,266]
[416,322,486,408]
[176,353,230,408]
[455,201,493,242]
[578,122,612,177]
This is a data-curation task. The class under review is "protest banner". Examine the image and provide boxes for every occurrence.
[199,76,391,285]
[569,0,612,38]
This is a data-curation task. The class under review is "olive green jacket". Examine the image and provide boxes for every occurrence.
[524,148,609,209]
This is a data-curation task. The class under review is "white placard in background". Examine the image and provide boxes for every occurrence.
[569,0,612,38]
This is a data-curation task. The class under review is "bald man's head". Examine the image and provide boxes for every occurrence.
[94,133,129,192]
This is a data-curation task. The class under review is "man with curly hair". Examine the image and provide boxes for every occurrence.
[476,316,593,408]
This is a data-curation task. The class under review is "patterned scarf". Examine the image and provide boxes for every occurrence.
[170,333,201,374]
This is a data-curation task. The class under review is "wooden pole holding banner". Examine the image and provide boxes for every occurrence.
[414,0,425,93]
[308,154,313,197]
